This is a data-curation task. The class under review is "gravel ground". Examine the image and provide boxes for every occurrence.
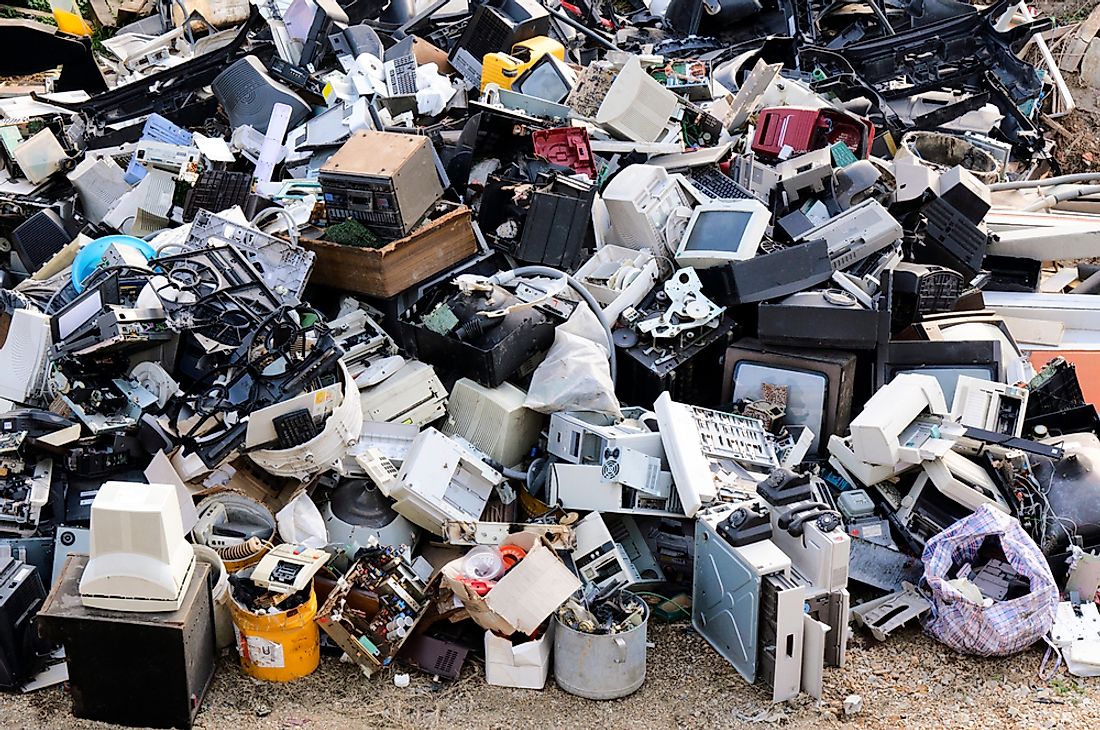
[2,621,1096,730]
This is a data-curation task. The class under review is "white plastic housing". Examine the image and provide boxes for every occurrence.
[79,481,196,612]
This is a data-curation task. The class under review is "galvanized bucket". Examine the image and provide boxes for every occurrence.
[552,598,648,700]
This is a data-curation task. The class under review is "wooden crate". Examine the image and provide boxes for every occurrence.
[301,206,480,298]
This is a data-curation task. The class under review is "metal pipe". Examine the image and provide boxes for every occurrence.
[989,173,1100,191]
[545,5,619,51]
[1023,184,1100,211]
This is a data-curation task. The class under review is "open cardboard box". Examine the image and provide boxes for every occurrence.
[484,621,555,689]
[441,532,580,636]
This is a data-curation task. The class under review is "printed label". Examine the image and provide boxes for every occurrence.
[235,626,286,668]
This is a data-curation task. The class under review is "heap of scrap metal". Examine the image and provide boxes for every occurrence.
[3,0,1100,722]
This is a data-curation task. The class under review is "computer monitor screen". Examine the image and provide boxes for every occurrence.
[682,210,756,252]
[676,199,768,267]
[731,362,827,453]
[55,289,102,342]
[514,59,570,102]
[52,272,120,343]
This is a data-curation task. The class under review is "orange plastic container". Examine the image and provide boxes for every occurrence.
[50,0,92,35]
[229,587,320,682]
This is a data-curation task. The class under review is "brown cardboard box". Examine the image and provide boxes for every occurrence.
[441,533,581,636]
[302,205,480,298]
[411,37,454,74]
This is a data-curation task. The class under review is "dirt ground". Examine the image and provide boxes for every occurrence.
[0,621,1096,730]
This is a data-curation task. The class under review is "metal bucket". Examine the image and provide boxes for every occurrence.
[192,544,234,649]
[552,598,648,700]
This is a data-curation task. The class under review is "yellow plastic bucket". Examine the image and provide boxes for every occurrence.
[229,587,320,682]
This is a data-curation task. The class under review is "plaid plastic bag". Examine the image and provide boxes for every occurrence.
[922,504,1058,656]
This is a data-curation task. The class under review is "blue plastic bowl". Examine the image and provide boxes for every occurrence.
[72,235,156,292]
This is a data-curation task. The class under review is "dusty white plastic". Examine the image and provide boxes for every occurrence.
[12,129,67,184]
[250,360,364,479]
[387,428,504,535]
[0,308,51,404]
[441,378,543,467]
[79,481,196,612]
[848,373,949,467]
[574,244,661,323]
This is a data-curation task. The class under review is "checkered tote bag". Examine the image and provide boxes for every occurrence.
[921,504,1059,656]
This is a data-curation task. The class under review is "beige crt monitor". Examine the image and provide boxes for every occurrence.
[79,481,196,612]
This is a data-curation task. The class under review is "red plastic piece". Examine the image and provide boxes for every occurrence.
[499,543,527,569]
[752,106,874,159]
[461,578,495,596]
[532,126,598,179]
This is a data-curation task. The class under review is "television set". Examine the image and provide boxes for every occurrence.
[907,311,1026,384]
[721,339,857,456]
[877,340,1001,403]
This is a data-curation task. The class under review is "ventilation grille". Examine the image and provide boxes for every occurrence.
[13,210,68,272]
[184,170,252,222]
[459,10,513,61]
[434,648,460,676]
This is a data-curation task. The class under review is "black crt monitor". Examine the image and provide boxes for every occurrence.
[877,340,1002,404]
[721,339,857,455]
[448,0,550,81]
[908,311,1022,385]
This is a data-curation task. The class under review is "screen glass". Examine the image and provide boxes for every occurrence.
[893,366,995,403]
[55,289,103,341]
[731,362,827,453]
[684,210,755,253]
[516,63,569,102]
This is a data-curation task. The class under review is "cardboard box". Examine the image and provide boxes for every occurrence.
[441,532,580,636]
[301,205,480,298]
[484,622,555,689]
[411,37,454,74]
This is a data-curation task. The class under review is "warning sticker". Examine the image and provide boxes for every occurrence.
[236,627,286,668]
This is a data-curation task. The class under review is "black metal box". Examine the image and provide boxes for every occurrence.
[37,555,215,729]
[615,317,737,409]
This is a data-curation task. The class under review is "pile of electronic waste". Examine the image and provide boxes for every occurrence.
[5,0,1100,722]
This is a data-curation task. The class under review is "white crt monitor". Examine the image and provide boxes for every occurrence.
[602,164,690,251]
[675,199,770,268]
[595,56,679,143]
[79,481,196,612]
